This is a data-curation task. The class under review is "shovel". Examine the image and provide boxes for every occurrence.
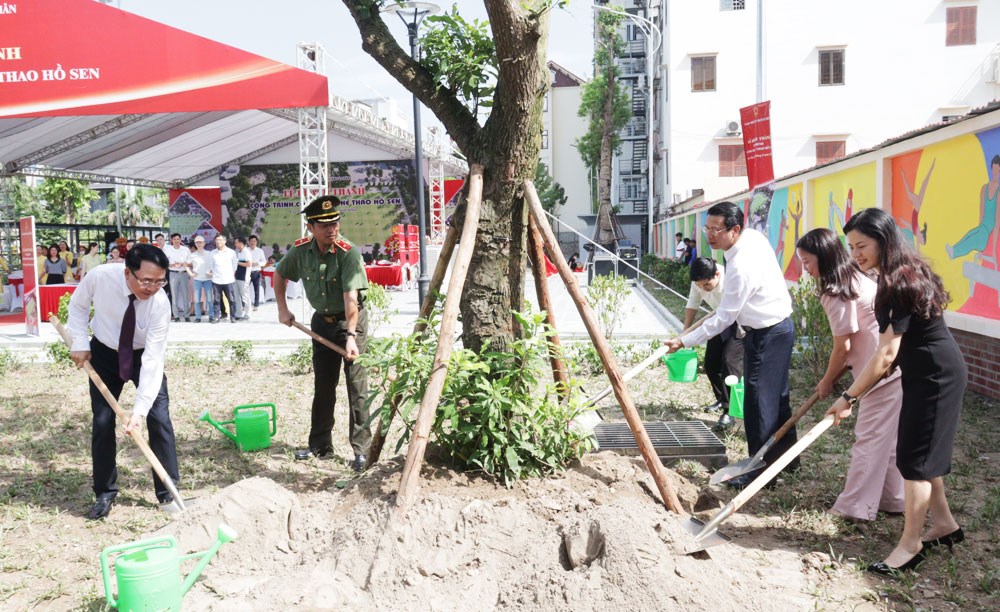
[50,316,188,513]
[685,413,836,553]
[292,320,353,360]
[709,366,849,485]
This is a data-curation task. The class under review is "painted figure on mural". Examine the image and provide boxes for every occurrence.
[946,155,1000,260]
[783,193,804,279]
[828,188,854,232]
[898,159,935,250]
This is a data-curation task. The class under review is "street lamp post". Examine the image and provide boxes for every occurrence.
[383,1,441,308]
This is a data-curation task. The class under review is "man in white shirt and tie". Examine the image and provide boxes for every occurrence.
[665,201,796,487]
[163,233,192,322]
[67,244,180,519]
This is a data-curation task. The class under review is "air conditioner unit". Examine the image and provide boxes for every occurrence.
[725,120,741,136]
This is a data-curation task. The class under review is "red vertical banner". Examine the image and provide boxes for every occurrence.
[19,217,40,336]
[740,101,775,189]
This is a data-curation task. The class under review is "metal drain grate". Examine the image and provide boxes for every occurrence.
[593,421,728,470]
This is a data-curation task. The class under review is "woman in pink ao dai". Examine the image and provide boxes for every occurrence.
[797,228,905,520]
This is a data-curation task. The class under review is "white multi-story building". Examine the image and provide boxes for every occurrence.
[542,61,592,257]
[661,0,1000,207]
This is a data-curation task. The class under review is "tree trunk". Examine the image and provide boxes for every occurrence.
[344,0,551,354]
[595,66,616,248]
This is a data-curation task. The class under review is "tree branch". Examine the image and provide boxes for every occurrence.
[341,1,481,151]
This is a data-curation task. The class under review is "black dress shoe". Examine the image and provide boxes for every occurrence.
[87,496,116,520]
[699,401,723,414]
[294,447,333,461]
[923,527,964,551]
[866,547,927,576]
[712,414,734,432]
[352,454,367,472]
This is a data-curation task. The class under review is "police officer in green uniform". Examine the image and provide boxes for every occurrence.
[273,195,371,471]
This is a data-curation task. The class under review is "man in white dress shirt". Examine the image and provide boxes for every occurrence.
[67,244,180,519]
[247,235,267,311]
[163,233,192,322]
[208,234,242,323]
[665,201,796,486]
[685,257,744,431]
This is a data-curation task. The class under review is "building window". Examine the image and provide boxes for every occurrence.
[691,56,716,92]
[718,144,746,177]
[620,177,647,201]
[818,49,845,86]
[816,141,846,165]
[946,6,976,46]
[541,129,549,150]
[720,0,746,10]
[543,93,549,112]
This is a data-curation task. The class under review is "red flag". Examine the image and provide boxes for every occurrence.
[740,101,775,189]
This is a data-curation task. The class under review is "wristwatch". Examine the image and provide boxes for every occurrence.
[840,391,859,408]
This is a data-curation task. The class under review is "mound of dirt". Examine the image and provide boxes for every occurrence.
[155,453,817,611]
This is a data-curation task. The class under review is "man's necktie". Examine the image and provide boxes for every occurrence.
[118,294,137,382]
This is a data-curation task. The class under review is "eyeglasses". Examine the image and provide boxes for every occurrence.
[703,225,731,236]
[133,276,168,288]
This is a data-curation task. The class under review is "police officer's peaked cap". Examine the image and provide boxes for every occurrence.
[302,195,342,224]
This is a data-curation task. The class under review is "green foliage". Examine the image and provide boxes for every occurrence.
[104,189,168,227]
[790,276,833,386]
[46,342,73,368]
[221,340,253,366]
[364,283,394,332]
[576,9,631,171]
[36,178,98,225]
[563,339,657,376]
[421,6,497,117]
[0,348,23,381]
[587,273,632,339]
[639,254,690,292]
[534,163,567,214]
[281,341,313,375]
[168,348,218,368]
[360,308,594,487]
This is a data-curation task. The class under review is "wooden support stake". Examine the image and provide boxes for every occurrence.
[527,214,570,398]
[523,180,685,515]
[366,223,459,468]
[394,165,484,520]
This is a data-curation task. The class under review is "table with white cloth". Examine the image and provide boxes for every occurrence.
[261,267,303,301]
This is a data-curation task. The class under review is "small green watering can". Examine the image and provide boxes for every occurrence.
[726,375,745,419]
[199,403,276,451]
[100,524,237,611]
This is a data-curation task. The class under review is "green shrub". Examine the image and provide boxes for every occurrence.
[46,341,73,367]
[168,348,217,367]
[364,283,394,332]
[282,341,313,375]
[789,276,833,386]
[640,254,691,293]
[0,348,22,380]
[360,308,594,487]
[587,273,632,339]
[221,340,253,366]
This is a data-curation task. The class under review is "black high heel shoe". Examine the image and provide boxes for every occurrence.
[922,527,964,551]
[866,547,927,576]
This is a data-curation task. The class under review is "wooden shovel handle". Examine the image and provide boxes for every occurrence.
[292,321,353,360]
[49,316,186,510]
[772,366,849,443]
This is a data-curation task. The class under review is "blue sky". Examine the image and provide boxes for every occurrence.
[113,0,595,126]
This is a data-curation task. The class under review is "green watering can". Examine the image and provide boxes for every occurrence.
[199,403,276,451]
[725,375,745,419]
[100,524,237,611]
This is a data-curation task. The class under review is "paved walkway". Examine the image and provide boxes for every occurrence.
[0,274,680,361]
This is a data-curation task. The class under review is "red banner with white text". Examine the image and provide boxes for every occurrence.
[740,101,775,189]
[0,0,328,118]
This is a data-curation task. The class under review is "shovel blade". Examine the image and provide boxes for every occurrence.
[681,517,729,554]
[709,457,766,485]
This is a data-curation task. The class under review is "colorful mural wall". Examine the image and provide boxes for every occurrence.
[655,112,1000,332]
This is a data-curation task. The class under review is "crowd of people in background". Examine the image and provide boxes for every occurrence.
[673,232,698,265]
[29,232,270,323]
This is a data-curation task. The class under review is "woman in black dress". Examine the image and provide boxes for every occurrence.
[828,208,966,575]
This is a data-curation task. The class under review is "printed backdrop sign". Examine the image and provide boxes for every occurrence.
[200,161,431,261]
[740,101,775,189]
[168,188,223,244]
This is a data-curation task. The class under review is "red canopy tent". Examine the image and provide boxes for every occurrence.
[0,0,328,186]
